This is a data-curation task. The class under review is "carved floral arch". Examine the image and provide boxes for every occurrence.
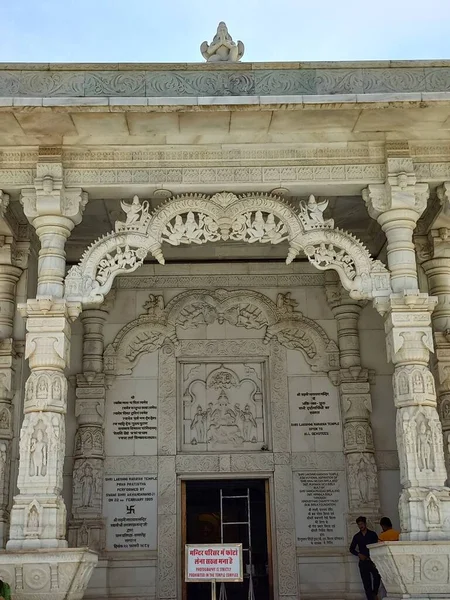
[103,288,340,376]
[64,192,391,306]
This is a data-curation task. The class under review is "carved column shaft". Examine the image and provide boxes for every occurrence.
[32,216,74,298]
[7,298,81,549]
[418,225,450,485]
[327,281,380,534]
[364,151,450,540]
[69,308,108,551]
[0,236,23,547]
[7,163,87,549]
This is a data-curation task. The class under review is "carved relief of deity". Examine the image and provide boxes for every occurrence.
[412,371,425,393]
[52,376,62,400]
[0,408,9,430]
[0,442,6,481]
[190,406,206,444]
[348,454,377,505]
[26,505,39,534]
[36,376,48,399]
[345,425,355,447]
[398,373,409,395]
[183,362,264,450]
[427,497,441,525]
[79,522,89,546]
[417,420,435,472]
[29,427,48,477]
[75,462,96,508]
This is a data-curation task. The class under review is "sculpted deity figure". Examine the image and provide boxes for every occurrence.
[52,376,62,400]
[78,463,95,507]
[235,403,257,442]
[37,376,47,399]
[428,497,440,524]
[79,522,89,546]
[27,506,39,531]
[30,428,47,477]
[417,420,433,471]
[246,211,266,243]
[357,456,370,503]
[0,408,8,429]
[184,212,204,244]
[190,405,206,444]
[120,195,149,226]
[299,195,334,229]
[164,215,186,245]
[0,442,6,480]
[200,22,244,63]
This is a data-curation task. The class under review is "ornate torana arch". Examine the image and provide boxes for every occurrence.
[64,191,391,305]
[103,288,340,376]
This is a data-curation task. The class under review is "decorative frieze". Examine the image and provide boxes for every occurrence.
[0,65,449,97]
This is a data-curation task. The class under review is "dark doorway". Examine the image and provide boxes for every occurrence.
[183,479,272,600]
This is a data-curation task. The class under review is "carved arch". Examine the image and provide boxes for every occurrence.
[65,192,391,306]
[103,288,339,376]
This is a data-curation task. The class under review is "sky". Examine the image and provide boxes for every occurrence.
[1,0,450,63]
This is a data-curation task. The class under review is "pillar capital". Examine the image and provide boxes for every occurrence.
[19,158,88,298]
[362,145,429,223]
[20,160,88,227]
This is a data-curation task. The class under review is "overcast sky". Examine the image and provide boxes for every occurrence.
[1,0,450,63]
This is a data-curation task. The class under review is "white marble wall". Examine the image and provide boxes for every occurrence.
[56,263,399,600]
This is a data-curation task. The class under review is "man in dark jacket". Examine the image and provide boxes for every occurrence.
[349,516,381,600]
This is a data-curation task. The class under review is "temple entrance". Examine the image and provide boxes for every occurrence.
[182,479,272,600]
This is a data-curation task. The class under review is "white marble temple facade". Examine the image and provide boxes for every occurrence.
[2,57,450,600]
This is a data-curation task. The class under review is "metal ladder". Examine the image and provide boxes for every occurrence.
[218,487,255,600]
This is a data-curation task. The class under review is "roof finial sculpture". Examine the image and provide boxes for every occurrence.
[200,22,244,62]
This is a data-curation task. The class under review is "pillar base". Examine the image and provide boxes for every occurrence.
[369,541,450,599]
[0,548,98,600]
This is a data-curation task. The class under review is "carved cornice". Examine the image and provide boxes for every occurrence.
[115,272,325,289]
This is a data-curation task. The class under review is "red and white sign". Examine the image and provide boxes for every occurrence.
[185,543,243,582]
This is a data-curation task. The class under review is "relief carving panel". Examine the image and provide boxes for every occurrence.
[181,361,265,452]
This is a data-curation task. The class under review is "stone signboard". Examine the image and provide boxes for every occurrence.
[289,376,342,452]
[104,474,157,551]
[294,470,347,547]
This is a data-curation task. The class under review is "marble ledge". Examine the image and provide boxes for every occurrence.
[1,60,450,71]
[1,92,450,110]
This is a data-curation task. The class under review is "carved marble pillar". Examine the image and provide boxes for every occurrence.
[363,148,450,542]
[68,304,110,551]
[6,162,88,550]
[416,216,450,485]
[0,193,27,547]
[326,279,380,535]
